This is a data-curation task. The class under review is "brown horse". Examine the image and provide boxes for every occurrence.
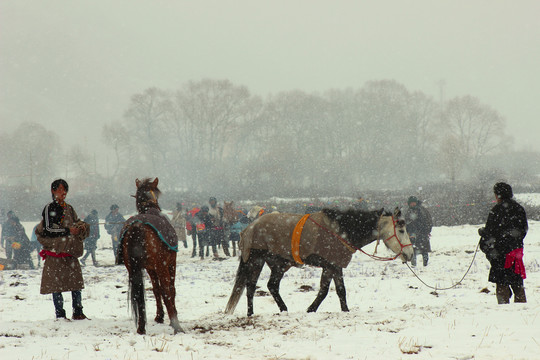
[225,208,413,316]
[121,178,183,334]
[223,201,238,224]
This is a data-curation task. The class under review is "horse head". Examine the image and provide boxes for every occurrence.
[223,201,238,224]
[135,178,161,214]
[377,207,414,262]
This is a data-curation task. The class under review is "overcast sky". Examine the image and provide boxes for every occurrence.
[1,0,539,163]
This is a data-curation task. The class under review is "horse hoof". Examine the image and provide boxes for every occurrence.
[155,317,164,324]
[137,329,146,335]
[173,327,185,335]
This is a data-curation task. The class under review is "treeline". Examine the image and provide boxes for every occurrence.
[2,78,540,206]
[98,78,533,196]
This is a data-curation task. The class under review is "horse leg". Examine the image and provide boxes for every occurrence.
[124,227,147,335]
[147,270,165,323]
[159,254,183,334]
[332,267,349,312]
[307,266,334,313]
[266,257,290,313]
[246,251,266,317]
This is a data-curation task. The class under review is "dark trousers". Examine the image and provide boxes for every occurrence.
[411,249,429,266]
[53,291,83,318]
[496,283,527,304]
[198,232,209,258]
[191,232,197,256]
[81,249,97,265]
[4,238,13,259]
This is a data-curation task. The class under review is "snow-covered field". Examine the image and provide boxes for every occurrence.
[1,203,539,359]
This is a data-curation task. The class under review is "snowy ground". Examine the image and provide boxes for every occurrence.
[1,204,539,359]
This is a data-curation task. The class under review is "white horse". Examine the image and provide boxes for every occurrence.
[246,206,278,222]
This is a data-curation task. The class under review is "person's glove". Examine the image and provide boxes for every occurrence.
[478,227,486,237]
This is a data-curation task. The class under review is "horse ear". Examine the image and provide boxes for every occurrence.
[135,178,141,188]
[152,178,159,187]
[394,207,401,217]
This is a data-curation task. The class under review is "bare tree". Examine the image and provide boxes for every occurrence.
[442,95,505,163]
[102,121,130,178]
[0,122,61,188]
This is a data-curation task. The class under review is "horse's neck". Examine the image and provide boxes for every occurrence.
[342,217,381,249]
[352,233,379,249]
[138,203,160,214]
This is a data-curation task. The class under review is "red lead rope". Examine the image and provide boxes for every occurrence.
[308,216,410,261]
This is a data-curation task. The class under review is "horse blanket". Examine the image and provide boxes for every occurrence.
[120,208,178,251]
[239,212,356,268]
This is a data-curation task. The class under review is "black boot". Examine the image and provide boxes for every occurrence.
[496,284,511,304]
[512,285,527,303]
[56,308,67,319]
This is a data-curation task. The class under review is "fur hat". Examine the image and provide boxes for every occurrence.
[407,196,419,205]
[494,182,513,199]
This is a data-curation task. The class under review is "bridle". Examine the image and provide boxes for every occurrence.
[133,189,160,212]
[373,215,413,261]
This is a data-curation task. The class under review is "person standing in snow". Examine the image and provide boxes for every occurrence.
[186,206,200,258]
[208,197,229,257]
[35,179,90,320]
[479,182,528,304]
[105,204,125,259]
[10,215,34,269]
[81,209,100,266]
[171,202,188,249]
[405,196,432,267]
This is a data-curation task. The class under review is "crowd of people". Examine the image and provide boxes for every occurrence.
[0,180,530,319]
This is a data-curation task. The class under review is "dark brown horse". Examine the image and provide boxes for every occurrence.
[121,178,183,334]
[225,208,413,316]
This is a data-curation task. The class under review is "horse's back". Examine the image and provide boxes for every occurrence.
[240,212,354,268]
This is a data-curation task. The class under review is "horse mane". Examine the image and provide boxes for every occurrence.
[321,208,381,245]
[135,178,161,214]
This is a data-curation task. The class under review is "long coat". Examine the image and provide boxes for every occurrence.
[171,210,187,242]
[405,203,432,252]
[37,203,89,294]
[480,198,528,286]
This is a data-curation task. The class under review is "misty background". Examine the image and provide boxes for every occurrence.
[1,1,540,220]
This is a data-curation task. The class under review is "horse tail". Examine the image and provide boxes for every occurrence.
[238,221,255,262]
[224,256,249,314]
[126,224,147,331]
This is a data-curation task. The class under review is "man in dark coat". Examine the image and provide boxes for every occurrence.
[10,215,34,269]
[105,204,125,259]
[81,210,100,266]
[479,182,528,304]
[405,196,432,267]
[195,206,213,259]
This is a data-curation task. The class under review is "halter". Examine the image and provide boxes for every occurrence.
[373,215,413,260]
